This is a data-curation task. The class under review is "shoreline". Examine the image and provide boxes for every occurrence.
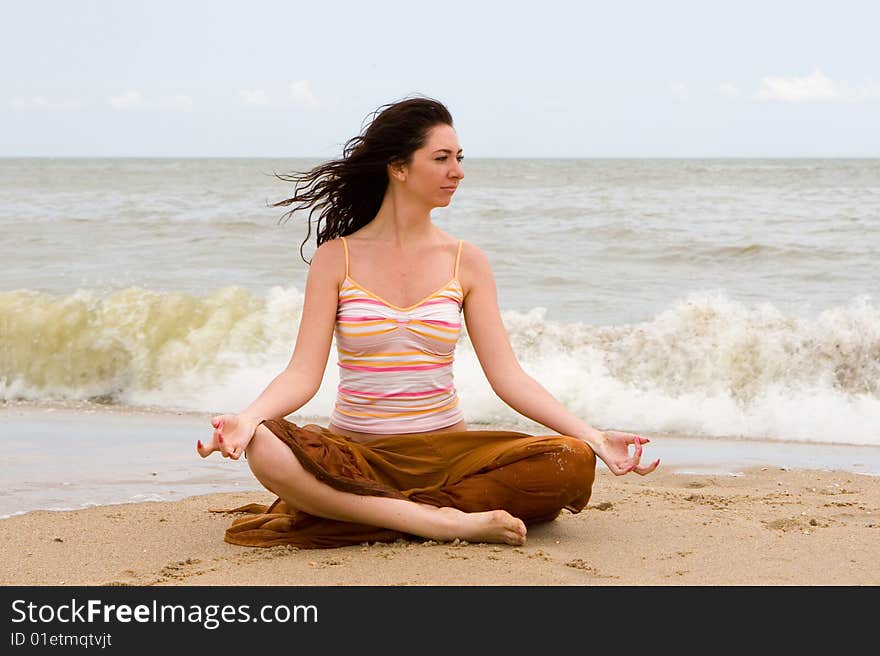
[2,402,879,520]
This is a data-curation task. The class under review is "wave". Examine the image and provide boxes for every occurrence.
[1,286,878,446]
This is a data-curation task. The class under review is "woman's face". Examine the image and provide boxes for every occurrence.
[395,123,464,207]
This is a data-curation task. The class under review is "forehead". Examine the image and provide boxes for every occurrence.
[424,124,461,151]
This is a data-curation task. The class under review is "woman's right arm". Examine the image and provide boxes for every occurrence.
[238,239,343,424]
[202,240,344,459]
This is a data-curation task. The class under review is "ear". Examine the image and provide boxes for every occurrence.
[387,160,407,182]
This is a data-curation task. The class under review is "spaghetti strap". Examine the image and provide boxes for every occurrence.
[454,239,463,278]
[340,236,350,278]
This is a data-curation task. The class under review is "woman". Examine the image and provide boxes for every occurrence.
[198,96,658,549]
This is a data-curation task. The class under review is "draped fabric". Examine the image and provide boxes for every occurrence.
[214,419,596,549]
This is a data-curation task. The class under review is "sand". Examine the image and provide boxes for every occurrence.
[3,466,878,586]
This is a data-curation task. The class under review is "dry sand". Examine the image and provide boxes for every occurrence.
[3,466,878,586]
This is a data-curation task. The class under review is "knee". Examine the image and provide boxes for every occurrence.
[512,437,595,522]
[245,423,271,459]
[245,424,299,490]
[556,437,596,491]
[245,425,273,481]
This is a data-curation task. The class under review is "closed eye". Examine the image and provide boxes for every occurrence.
[437,156,464,162]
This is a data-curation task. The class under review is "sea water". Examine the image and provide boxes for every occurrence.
[1,157,879,514]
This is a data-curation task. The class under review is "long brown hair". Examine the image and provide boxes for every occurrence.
[270,95,454,264]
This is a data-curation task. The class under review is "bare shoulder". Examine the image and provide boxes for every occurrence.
[457,239,490,266]
[308,237,347,286]
[456,240,494,298]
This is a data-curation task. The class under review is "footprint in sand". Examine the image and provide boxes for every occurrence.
[564,558,618,578]
[157,557,210,582]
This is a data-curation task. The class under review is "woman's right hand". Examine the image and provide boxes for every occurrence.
[196,414,261,461]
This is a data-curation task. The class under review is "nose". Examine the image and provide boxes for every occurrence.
[452,159,464,180]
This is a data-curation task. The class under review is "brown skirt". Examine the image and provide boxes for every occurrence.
[216,418,596,549]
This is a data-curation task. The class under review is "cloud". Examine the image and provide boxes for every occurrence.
[753,70,879,103]
[239,89,270,106]
[8,96,84,111]
[109,90,144,109]
[288,80,319,107]
[719,83,740,98]
[107,91,192,110]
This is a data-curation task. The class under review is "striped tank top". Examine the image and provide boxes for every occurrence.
[329,236,465,434]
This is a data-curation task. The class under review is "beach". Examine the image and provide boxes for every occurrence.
[3,157,879,587]
[2,464,878,586]
[2,403,879,586]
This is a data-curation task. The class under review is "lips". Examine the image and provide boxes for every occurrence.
[441,186,457,191]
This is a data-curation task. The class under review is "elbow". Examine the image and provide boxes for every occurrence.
[304,379,323,401]
[283,366,322,400]
[488,364,529,402]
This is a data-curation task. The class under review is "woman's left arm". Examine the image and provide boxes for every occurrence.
[460,243,658,475]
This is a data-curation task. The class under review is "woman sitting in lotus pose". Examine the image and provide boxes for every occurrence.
[197,96,658,549]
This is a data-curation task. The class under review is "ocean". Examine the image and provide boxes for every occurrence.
[2,157,879,516]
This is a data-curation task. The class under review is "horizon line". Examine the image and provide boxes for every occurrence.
[1,155,878,160]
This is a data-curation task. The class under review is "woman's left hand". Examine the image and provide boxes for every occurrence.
[590,430,660,476]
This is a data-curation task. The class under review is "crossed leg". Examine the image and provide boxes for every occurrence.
[244,424,529,545]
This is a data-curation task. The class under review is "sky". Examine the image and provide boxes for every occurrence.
[2,0,878,158]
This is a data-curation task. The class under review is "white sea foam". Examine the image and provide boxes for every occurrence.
[2,285,878,445]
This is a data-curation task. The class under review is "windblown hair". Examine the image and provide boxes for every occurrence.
[270,95,454,264]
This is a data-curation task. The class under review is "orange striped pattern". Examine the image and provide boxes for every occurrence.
[329,237,466,434]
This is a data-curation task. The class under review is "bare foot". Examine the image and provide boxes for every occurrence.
[436,507,527,546]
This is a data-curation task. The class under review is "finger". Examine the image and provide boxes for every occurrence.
[632,458,661,476]
[619,437,644,474]
[613,460,633,476]
[628,433,650,444]
[630,436,643,464]
[196,439,216,458]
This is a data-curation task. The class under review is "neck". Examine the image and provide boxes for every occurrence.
[365,188,437,247]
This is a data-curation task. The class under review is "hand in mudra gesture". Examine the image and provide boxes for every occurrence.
[592,430,660,476]
[196,414,260,461]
